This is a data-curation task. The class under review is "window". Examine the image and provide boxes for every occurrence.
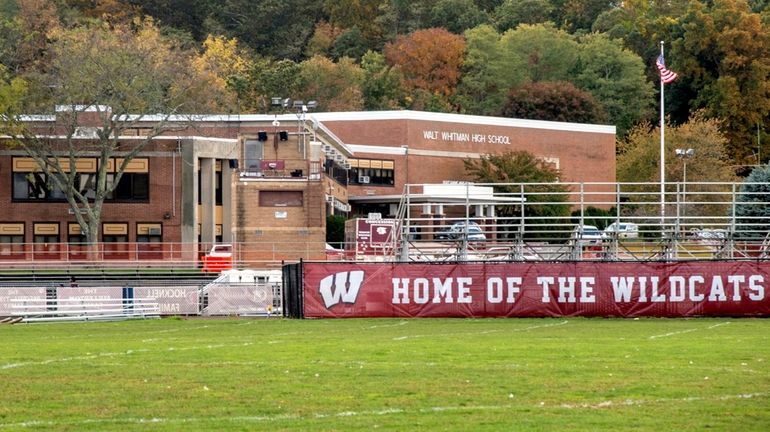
[103,223,129,260]
[12,172,68,200]
[12,157,148,202]
[67,223,87,260]
[108,173,149,201]
[259,191,303,207]
[33,223,60,260]
[137,223,162,259]
[348,159,395,186]
[0,223,25,258]
[244,139,264,172]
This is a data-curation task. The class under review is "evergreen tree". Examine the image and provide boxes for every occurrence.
[735,164,770,239]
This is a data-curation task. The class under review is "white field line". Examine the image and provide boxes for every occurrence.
[393,320,569,340]
[0,342,253,370]
[0,392,766,429]
[366,321,410,329]
[648,321,731,340]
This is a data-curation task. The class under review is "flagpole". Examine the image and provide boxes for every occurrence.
[660,41,666,230]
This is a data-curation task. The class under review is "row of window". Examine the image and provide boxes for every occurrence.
[0,222,163,251]
[11,157,151,202]
[12,172,149,201]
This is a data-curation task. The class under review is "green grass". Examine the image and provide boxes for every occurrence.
[1,317,769,431]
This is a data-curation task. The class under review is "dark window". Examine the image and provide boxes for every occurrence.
[108,173,149,201]
[12,172,68,200]
[349,166,395,186]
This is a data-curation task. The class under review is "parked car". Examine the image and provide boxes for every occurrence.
[602,222,639,239]
[572,225,603,244]
[437,221,487,242]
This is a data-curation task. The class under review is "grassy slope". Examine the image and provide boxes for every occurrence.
[0,317,768,431]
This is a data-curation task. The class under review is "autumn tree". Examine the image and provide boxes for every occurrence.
[617,113,738,218]
[205,0,324,60]
[305,21,343,58]
[383,28,466,109]
[188,35,250,113]
[233,57,301,113]
[297,55,365,112]
[501,81,607,124]
[0,0,60,74]
[674,0,770,164]
[0,18,201,246]
[324,0,385,51]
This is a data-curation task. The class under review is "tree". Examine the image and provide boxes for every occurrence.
[0,19,200,246]
[464,151,570,239]
[498,22,579,83]
[556,0,615,34]
[324,0,386,51]
[735,164,770,239]
[233,57,301,113]
[205,0,324,61]
[361,50,406,110]
[500,81,607,123]
[330,26,369,61]
[188,35,249,113]
[297,55,365,111]
[674,0,770,164]
[383,28,466,103]
[454,24,526,115]
[573,33,653,137]
[428,0,490,34]
[305,20,343,58]
[0,0,60,74]
[326,214,346,247]
[617,113,738,218]
[492,0,554,32]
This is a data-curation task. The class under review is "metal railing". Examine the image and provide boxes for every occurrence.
[391,181,770,262]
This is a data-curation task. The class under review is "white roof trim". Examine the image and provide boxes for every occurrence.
[312,110,615,134]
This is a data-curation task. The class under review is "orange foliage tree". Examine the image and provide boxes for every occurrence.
[383,28,466,103]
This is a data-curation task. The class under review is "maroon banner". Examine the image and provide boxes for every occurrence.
[302,261,770,318]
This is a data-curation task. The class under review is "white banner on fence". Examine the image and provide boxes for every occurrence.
[0,287,46,315]
[135,287,199,315]
[203,283,274,315]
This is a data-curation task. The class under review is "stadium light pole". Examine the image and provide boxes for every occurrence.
[676,148,694,218]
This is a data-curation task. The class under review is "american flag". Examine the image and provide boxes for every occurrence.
[656,54,678,84]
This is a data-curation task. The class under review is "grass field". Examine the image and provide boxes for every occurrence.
[1,317,769,431]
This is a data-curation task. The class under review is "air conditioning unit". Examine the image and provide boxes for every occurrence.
[358,175,370,184]
[326,195,334,203]
[148,227,162,236]
[322,144,332,153]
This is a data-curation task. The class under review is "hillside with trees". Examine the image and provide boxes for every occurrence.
[2,0,770,172]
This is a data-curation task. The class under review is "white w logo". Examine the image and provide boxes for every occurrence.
[319,271,364,309]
